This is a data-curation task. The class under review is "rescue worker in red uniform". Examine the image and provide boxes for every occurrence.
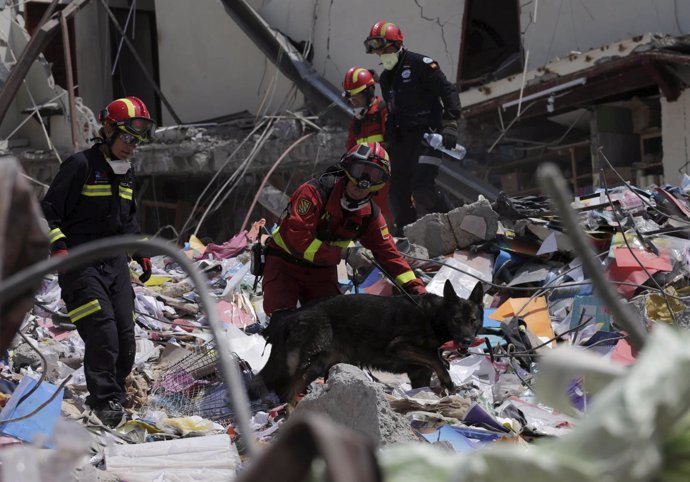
[262,142,426,317]
[365,21,461,235]
[41,96,155,426]
[342,66,394,226]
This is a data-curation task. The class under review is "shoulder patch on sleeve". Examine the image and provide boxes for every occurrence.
[422,56,434,64]
[380,225,390,240]
[296,197,313,215]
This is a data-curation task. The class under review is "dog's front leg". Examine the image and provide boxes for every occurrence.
[395,347,455,392]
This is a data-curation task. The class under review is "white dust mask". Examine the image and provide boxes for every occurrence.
[352,106,368,119]
[106,159,131,175]
[379,52,399,70]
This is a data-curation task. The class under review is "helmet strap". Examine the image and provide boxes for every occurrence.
[341,189,372,211]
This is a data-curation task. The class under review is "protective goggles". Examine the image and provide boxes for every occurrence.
[343,145,390,191]
[118,132,143,146]
[116,116,156,142]
[364,37,389,53]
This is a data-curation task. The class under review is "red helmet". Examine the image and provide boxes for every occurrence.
[342,67,376,98]
[364,21,405,53]
[99,96,156,142]
[341,142,391,191]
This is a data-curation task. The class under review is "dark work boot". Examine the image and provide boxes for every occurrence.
[94,400,126,427]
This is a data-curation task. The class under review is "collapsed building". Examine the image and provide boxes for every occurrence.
[4,1,690,480]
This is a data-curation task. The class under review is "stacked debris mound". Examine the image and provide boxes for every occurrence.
[5,178,690,480]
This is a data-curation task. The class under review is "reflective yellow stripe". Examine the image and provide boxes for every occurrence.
[81,184,112,196]
[330,240,355,248]
[119,185,133,200]
[49,228,66,243]
[120,97,136,118]
[272,228,292,255]
[304,239,323,262]
[355,134,384,144]
[395,270,417,285]
[349,68,369,95]
[68,299,101,323]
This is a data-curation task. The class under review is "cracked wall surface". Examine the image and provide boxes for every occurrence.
[521,0,690,69]
[154,0,463,126]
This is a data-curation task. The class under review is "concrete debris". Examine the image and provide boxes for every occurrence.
[403,213,456,258]
[292,364,418,447]
[447,196,500,249]
[7,176,690,480]
[404,197,500,258]
[258,184,289,218]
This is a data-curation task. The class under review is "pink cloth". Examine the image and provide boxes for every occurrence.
[200,231,248,260]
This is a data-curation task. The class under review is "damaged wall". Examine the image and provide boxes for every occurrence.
[661,88,690,186]
[153,0,303,125]
[259,0,464,82]
[153,0,463,125]
[522,0,690,69]
[73,0,113,114]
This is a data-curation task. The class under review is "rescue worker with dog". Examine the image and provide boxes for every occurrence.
[41,96,155,426]
[342,66,394,226]
[262,142,426,317]
[365,20,461,234]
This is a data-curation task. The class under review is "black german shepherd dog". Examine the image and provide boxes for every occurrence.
[254,280,483,405]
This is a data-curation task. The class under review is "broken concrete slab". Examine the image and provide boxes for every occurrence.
[403,213,457,258]
[292,364,418,447]
[258,184,289,218]
[447,197,499,249]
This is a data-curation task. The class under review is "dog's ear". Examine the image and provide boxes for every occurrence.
[443,279,459,301]
[469,282,483,305]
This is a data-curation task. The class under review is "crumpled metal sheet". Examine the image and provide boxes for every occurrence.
[0,156,48,352]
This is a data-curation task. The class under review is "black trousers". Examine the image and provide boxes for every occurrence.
[388,126,453,234]
[58,254,135,409]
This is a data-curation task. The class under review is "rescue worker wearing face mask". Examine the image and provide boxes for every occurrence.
[40,96,155,426]
[342,67,394,226]
[262,142,426,317]
[365,21,462,235]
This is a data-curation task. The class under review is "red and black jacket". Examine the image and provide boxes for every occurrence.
[346,96,388,150]
[268,173,425,294]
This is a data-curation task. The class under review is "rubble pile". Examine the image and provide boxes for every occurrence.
[3,179,690,480]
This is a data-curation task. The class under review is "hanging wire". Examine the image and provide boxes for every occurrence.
[177,118,271,241]
[598,147,690,226]
[110,0,137,76]
[193,121,275,236]
[597,147,678,325]
[539,163,648,350]
[239,132,314,233]
[400,251,689,300]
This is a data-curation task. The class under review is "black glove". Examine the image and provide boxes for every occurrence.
[441,119,458,150]
[132,254,152,283]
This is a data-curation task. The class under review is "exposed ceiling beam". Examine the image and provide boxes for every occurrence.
[462,51,690,120]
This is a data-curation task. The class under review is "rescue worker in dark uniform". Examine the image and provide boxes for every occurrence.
[365,20,462,234]
[262,142,426,317]
[41,96,155,426]
[342,66,394,226]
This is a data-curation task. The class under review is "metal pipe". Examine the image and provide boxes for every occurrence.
[219,0,351,124]
[0,235,258,455]
[60,11,78,152]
